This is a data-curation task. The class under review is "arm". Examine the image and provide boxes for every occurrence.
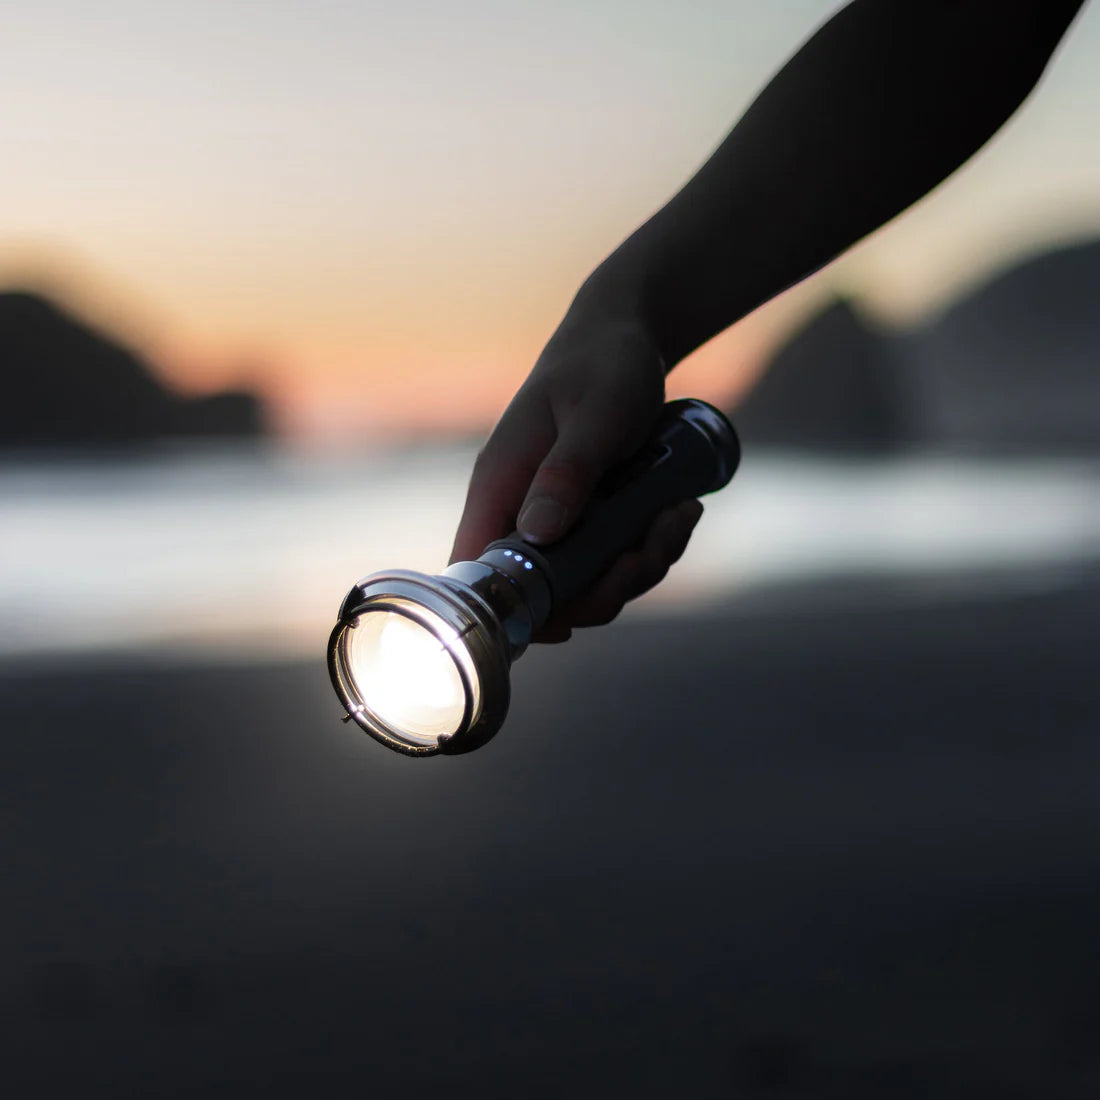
[452,0,1086,640]
[584,0,1087,365]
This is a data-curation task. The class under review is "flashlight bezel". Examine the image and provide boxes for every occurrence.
[331,599,477,751]
[328,570,512,757]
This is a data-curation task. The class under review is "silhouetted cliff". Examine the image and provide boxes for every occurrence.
[733,238,1100,453]
[0,292,265,449]
[901,238,1100,451]
[734,300,909,452]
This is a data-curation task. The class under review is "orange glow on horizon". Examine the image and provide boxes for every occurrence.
[2,0,1100,450]
[0,240,790,443]
[6,208,1100,444]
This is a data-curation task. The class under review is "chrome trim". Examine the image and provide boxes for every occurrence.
[329,569,513,756]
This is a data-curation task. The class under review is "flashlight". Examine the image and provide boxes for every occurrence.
[328,398,739,756]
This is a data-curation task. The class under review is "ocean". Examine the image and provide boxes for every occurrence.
[2,443,1098,659]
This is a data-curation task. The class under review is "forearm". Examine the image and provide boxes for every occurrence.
[576,0,1085,367]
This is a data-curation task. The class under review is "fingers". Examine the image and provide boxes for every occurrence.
[516,400,645,545]
[568,498,702,626]
[533,498,703,641]
[449,394,555,564]
[452,315,666,561]
[534,621,574,645]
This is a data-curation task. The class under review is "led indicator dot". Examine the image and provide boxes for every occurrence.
[503,550,513,557]
[524,561,533,570]
[514,554,524,563]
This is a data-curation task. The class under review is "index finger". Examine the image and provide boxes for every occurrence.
[449,399,556,564]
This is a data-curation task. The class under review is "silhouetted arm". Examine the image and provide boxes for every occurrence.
[451,0,1086,641]
[582,0,1087,367]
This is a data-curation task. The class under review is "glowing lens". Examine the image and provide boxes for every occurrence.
[345,608,470,746]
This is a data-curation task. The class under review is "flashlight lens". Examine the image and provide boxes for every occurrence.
[344,607,471,747]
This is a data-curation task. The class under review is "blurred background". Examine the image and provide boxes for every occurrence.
[3,1,1100,1096]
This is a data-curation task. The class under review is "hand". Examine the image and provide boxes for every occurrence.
[449,308,704,643]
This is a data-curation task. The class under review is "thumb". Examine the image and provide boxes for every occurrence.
[515,405,640,545]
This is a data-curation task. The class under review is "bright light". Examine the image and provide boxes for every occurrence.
[345,609,468,746]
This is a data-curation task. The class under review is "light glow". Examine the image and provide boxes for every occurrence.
[345,608,469,746]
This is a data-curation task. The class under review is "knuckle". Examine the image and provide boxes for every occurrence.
[539,452,594,485]
[655,515,693,559]
[578,603,621,628]
[648,562,671,591]
[665,530,693,565]
[632,553,668,596]
[666,543,688,566]
[564,587,621,628]
[532,459,594,502]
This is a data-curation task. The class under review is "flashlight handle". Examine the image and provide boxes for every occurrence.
[487,399,739,612]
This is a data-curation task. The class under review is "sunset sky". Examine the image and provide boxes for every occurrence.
[3,0,1099,439]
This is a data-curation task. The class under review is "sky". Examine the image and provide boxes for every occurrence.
[2,0,1099,440]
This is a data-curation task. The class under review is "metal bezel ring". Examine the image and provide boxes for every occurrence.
[329,570,512,756]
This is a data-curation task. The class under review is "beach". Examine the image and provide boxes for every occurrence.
[3,565,1099,1097]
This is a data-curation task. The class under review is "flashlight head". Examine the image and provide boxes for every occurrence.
[328,565,523,756]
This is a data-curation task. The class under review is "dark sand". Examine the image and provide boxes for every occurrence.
[3,567,1099,1097]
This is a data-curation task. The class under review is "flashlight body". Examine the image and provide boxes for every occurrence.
[483,398,739,616]
[329,397,738,757]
